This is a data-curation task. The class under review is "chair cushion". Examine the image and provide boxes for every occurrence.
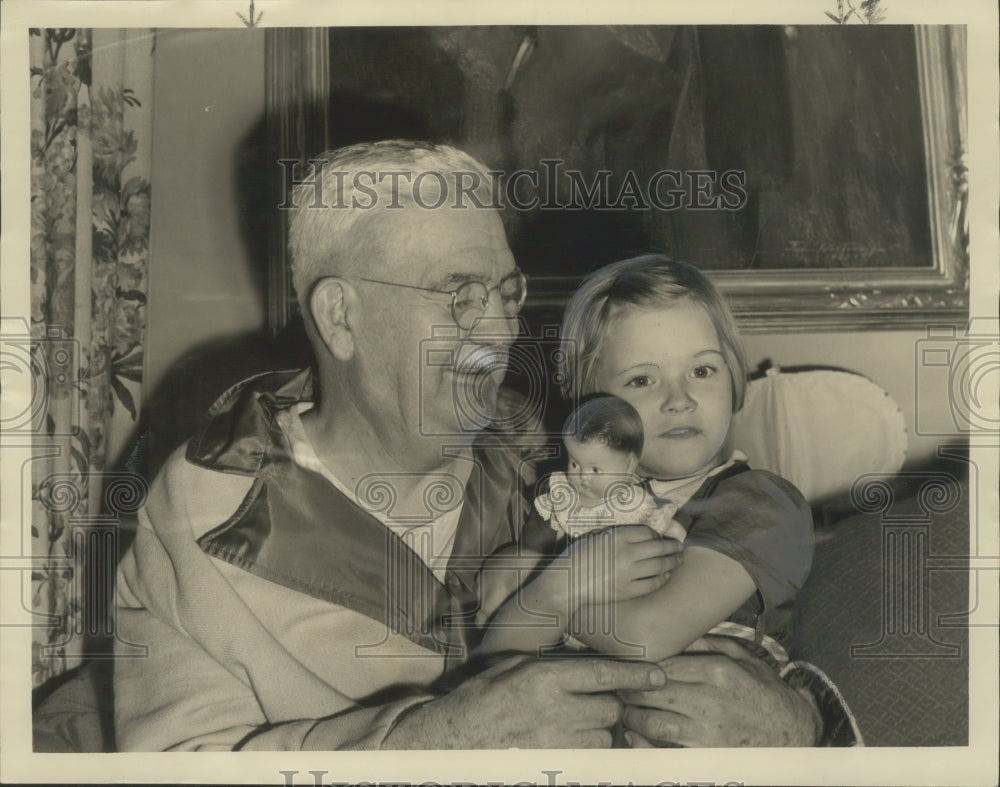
[729,368,908,505]
[790,472,969,746]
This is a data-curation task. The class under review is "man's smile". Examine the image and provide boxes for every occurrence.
[451,345,509,377]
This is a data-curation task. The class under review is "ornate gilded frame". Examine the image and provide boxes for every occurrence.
[265,26,968,334]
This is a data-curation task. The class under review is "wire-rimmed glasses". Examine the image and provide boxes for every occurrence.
[348,268,527,331]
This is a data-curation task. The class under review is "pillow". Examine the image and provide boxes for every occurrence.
[728,367,907,504]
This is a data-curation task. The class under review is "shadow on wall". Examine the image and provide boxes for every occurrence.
[125,87,452,490]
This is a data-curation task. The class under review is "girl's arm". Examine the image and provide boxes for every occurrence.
[474,564,569,656]
[593,471,813,662]
[475,544,546,627]
[555,472,811,662]
[477,526,683,657]
[571,545,755,662]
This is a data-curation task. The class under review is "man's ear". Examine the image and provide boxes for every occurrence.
[309,277,355,361]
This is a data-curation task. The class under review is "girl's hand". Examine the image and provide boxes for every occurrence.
[476,529,683,659]
[560,525,684,613]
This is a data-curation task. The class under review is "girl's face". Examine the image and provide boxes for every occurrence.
[593,301,733,480]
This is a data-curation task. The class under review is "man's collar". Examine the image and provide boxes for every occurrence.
[185,368,541,478]
[187,368,314,475]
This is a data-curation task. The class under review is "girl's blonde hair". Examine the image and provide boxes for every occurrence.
[559,254,749,411]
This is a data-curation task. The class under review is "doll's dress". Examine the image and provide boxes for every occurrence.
[533,471,684,541]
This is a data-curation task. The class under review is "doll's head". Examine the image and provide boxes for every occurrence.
[562,394,643,505]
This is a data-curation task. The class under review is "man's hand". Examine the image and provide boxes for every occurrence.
[382,656,667,749]
[620,636,821,747]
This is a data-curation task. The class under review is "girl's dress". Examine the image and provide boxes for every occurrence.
[525,451,814,667]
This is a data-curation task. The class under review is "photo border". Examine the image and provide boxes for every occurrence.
[1,2,997,786]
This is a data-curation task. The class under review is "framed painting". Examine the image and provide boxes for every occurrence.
[265,25,967,333]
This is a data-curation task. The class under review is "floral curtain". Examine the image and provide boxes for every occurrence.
[29,29,154,687]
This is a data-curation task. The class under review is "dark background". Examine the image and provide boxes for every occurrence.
[319,25,930,283]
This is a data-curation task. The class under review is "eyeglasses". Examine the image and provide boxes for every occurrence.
[349,269,527,331]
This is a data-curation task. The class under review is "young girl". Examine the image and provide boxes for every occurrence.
[477,255,814,668]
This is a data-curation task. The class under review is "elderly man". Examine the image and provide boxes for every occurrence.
[114,140,848,750]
